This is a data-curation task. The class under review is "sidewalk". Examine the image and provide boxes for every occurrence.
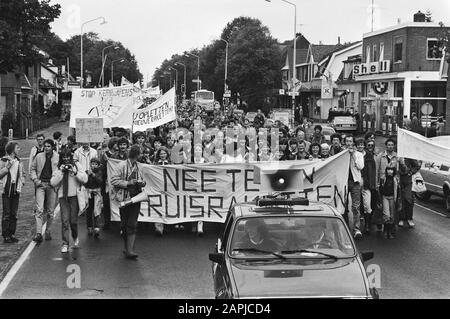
[0,121,71,283]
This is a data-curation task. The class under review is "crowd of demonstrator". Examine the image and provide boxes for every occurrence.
[0,102,422,259]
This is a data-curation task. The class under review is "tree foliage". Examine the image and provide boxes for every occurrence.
[152,16,282,110]
[0,0,61,72]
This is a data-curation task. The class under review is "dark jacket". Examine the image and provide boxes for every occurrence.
[362,151,377,190]
[85,168,103,189]
[398,158,421,185]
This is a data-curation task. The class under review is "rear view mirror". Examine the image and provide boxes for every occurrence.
[361,251,374,262]
[209,253,225,264]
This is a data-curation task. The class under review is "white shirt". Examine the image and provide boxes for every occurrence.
[348,150,364,183]
[74,147,98,172]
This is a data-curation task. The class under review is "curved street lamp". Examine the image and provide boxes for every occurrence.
[80,16,107,87]
[111,58,127,86]
[100,44,119,87]
[184,52,200,91]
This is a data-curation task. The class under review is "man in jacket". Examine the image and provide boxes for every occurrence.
[28,134,45,175]
[343,135,365,239]
[398,157,421,228]
[358,139,377,234]
[74,142,98,172]
[30,139,59,242]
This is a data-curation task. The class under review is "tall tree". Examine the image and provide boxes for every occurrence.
[0,0,61,72]
[226,18,282,110]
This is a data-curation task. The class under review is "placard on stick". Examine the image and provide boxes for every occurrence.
[75,118,104,143]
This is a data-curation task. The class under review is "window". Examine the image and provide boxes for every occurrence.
[394,81,404,97]
[373,44,378,62]
[427,39,443,59]
[365,45,371,63]
[394,38,403,63]
[380,42,385,61]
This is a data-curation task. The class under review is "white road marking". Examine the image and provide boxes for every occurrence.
[416,204,447,217]
[0,208,60,297]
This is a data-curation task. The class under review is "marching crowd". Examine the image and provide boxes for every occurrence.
[0,100,422,259]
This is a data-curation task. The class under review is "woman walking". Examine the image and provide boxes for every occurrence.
[51,148,88,253]
[1,142,25,243]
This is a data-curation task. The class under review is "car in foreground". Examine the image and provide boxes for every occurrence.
[417,162,450,213]
[209,197,377,299]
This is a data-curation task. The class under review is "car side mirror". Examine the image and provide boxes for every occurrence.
[209,253,225,264]
[361,251,374,262]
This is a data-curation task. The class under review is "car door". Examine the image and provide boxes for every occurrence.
[421,162,439,194]
[212,212,234,298]
[427,163,444,196]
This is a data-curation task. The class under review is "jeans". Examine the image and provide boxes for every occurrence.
[361,188,372,215]
[102,191,111,226]
[2,194,20,238]
[400,183,414,221]
[35,182,57,234]
[86,196,100,229]
[382,196,395,224]
[60,196,79,246]
[347,179,362,233]
[119,202,140,236]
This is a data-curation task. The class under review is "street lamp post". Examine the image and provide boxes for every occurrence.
[80,16,107,88]
[175,62,187,100]
[111,58,126,86]
[185,52,200,91]
[101,44,119,87]
[169,66,178,94]
[219,38,229,95]
[266,0,297,126]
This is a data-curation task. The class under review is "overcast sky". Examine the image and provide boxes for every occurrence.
[49,0,450,80]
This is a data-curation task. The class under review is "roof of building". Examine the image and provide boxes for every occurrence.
[363,22,450,38]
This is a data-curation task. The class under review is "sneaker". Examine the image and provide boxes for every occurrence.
[3,237,13,244]
[407,220,415,228]
[94,228,100,238]
[33,233,43,243]
[10,236,19,243]
[354,230,363,240]
[73,238,79,249]
[398,220,404,227]
[44,232,52,241]
[376,224,383,232]
[61,245,69,253]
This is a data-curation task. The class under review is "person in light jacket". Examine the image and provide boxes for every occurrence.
[30,139,59,242]
[343,135,365,239]
[50,148,88,253]
[0,142,25,244]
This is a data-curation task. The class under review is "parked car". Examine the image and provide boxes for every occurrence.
[209,197,378,299]
[328,110,357,132]
[417,162,450,213]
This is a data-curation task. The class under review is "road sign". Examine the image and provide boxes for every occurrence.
[223,92,231,98]
[421,103,433,116]
[279,89,285,95]
[192,79,202,83]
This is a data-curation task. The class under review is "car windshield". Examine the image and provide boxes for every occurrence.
[230,216,355,259]
[196,91,214,100]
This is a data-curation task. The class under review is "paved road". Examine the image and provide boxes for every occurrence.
[1,199,449,299]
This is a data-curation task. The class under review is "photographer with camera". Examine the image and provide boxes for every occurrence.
[50,148,88,253]
[110,145,146,259]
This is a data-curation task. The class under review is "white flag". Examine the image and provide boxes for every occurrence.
[132,88,176,132]
[397,128,450,165]
[121,76,132,86]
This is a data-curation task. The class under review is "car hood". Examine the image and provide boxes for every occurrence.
[229,257,368,298]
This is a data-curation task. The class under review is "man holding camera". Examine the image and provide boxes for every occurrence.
[111,145,146,259]
[31,139,59,243]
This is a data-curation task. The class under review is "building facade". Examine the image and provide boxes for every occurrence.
[354,14,449,132]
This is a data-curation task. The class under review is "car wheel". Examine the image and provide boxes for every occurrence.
[445,190,450,213]
[415,191,431,201]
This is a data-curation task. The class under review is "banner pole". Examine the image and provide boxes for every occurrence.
[130,114,134,142]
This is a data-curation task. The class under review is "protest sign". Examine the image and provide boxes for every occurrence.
[132,87,176,132]
[69,84,141,128]
[75,118,104,143]
[272,110,291,126]
[397,128,450,165]
[108,151,350,224]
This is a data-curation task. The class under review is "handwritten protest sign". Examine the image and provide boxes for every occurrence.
[108,151,350,224]
[75,118,104,143]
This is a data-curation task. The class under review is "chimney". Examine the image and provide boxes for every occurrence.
[319,40,323,45]
[413,11,426,22]
[338,36,341,45]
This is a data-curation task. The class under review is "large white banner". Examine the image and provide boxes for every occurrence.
[70,84,141,128]
[397,128,450,165]
[132,87,176,132]
[108,151,350,224]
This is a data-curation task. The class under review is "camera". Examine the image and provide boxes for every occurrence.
[61,164,73,171]
[136,180,146,188]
